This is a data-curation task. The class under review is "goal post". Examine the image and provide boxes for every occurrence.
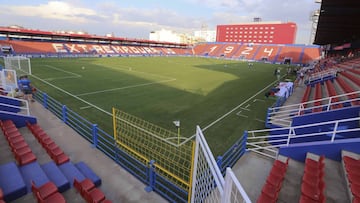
[3,56,32,75]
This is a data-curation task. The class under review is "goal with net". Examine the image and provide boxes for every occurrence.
[3,56,32,75]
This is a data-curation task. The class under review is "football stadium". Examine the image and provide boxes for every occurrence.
[0,0,359,202]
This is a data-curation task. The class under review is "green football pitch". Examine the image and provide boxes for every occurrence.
[26,56,291,155]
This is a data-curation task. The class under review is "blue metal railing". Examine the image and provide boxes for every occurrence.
[33,90,188,203]
[216,131,248,175]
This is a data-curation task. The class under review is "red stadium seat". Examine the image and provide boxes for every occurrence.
[83,188,106,203]
[266,172,284,189]
[13,146,32,156]
[74,178,95,196]
[54,153,70,165]
[301,181,321,201]
[16,151,37,166]
[31,181,58,200]
[261,182,279,199]
[348,173,360,185]
[35,191,66,203]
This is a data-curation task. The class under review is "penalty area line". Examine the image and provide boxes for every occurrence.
[80,106,92,110]
[30,74,112,117]
[202,79,280,132]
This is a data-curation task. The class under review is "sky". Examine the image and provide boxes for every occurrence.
[0,0,320,44]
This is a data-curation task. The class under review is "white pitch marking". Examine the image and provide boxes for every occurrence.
[42,65,82,81]
[30,74,112,117]
[237,114,248,118]
[255,118,265,123]
[240,107,250,111]
[80,106,92,110]
[76,78,176,97]
[44,76,80,81]
[236,110,242,116]
[245,104,250,109]
[253,99,265,103]
[44,65,82,77]
[202,79,281,132]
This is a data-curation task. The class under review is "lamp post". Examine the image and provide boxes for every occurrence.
[173,120,180,145]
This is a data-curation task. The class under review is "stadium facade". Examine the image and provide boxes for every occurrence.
[216,22,297,44]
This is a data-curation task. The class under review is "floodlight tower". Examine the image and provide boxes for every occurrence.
[309,9,320,44]
[309,0,322,44]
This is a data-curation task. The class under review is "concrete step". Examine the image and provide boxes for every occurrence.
[324,157,350,203]
[277,158,304,202]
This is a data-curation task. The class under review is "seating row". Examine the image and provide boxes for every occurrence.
[341,150,360,203]
[31,181,65,203]
[257,156,289,203]
[313,83,323,112]
[26,122,70,165]
[301,86,312,108]
[74,178,111,203]
[324,80,343,109]
[341,71,360,87]
[300,153,325,203]
[336,77,357,100]
[0,120,37,165]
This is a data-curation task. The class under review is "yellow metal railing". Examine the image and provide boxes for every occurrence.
[112,108,194,191]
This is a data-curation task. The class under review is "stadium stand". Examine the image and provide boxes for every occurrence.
[26,122,70,165]
[341,71,360,87]
[3,40,56,54]
[0,120,37,166]
[0,39,321,65]
[0,97,110,202]
[0,0,359,201]
[324,80,343,109]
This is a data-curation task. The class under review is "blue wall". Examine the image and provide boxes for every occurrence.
[0,111,36,127]
[292,106,360,127]
[278,138,360,162]
[0,97,22,113]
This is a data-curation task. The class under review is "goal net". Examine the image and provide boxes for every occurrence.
[3,56,32,75]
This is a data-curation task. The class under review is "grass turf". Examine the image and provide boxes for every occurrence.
[25,56,291,156]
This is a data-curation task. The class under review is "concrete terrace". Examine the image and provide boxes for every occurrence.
[0,101,167,203]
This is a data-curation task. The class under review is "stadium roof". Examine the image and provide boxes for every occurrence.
[314,0,360,45]
[0,26,189,47]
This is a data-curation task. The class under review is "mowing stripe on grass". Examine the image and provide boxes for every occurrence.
[76,78,177,97]
[117,64,176,80]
